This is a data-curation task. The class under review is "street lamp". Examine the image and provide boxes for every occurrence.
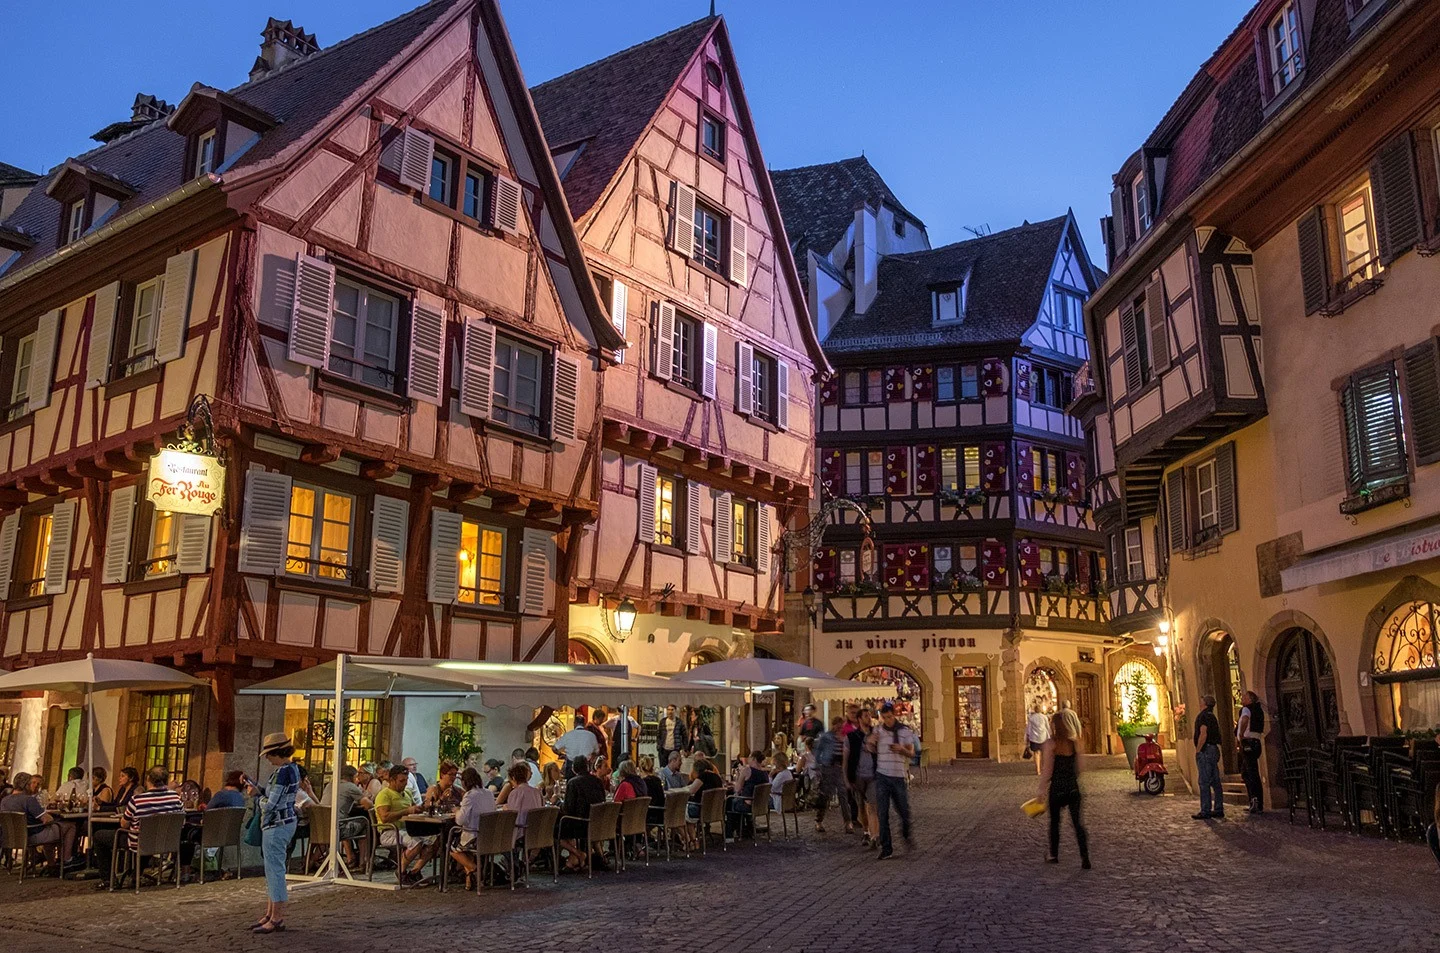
[802,586,817,623]
[614,597,637,635]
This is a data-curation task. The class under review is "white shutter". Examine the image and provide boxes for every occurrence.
[44,500,77,595]
[369,496,409,594]
[637,463,657,544]
[460,316,496,419]
[735,341,755,415]
[491,175,523,235]
[27,309,60,412]
[238,470,293,575]
[87,282,120,388]
[398,127,435,193]
[713,491,733,564]
[287,254,335,369]
[154,250,196,364]
[729,219,749,286]
[702,323,718,399]
[407,301,446,405]
[653,302,676,381]
[175,513,213,575]
[427,508,463,604]
[776,360,790,430]
[684,481,703,555]
[669,182,697,255]
[756,502,772,575]
[0,513,20,600]
[519,528,553,616]
[101,484,137,584]
[552,353,580,444]
[610,280,628,363]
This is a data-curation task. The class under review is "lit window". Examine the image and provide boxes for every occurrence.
[194,130,217,177]
[1124,527,1144,580]
[18,512,53,598]
[458,520,504,606]
[145,510,179,578]
[492,336,545,435]
[330,279,400,390]
[731,497,754,565]
[1270,1,1304,92]
[963,446,980,490]
[1133,171,1150,232]
[430,152,454,205]
[6,332,35,422]
[655,473,677,547]
[1031,448,1062,495]
[66,200,86,244]
[286,485,354,582]
[701,114,725,162]
[941,448,958,491]
[122,277,163,377]
[939,447,981,492]
[692,204,723,273]
[1337,184,1380,288]
[1195,459,1218,530]
[127,691,192,782]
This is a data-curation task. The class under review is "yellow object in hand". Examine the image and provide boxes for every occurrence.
[1021,798,1047,817]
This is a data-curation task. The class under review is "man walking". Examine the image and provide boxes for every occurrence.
[1236,691,1266,814]
[1193,694,1225,820]
[1025,701,1051,775]
[796,704,823,747]
[813,717,845,833]
[871,702,916,859]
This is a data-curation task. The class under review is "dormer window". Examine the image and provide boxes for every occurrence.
[194,129,217,177]
[933,281,966,325]
[1132,171,1151,233]
[1268,1,1304,93]
[66,200,86,244]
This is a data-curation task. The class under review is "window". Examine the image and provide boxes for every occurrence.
[655,473,679,547]
[194,129,217,177]
[1195,459,1218,530]
[6,332,34,422]
[0,712,17,767]
[704,61,723,88]
[1031,448,1062,495]
[1124,527,1145,581]
[692,202,724,273]
[1269,2,1304,93]
[751,350,777,424]
[933,285,964,324]
[1039,545,1073,580]
[1125,294,1154,388]
[66,200,85,244]
[1132,171,1150,233]
[961,364,980,399]
[845,451,863,495]
[731,497,755,565]
[458,519,504,607]
[1341,363,1406,492]
[865,369,884,404]
[701,113,725,162]
[285,696,388,782]
[429,151,455,205]
[463,168,487,222]
[330,278,400,390]
[143,509,179,579]
[843,370,862,405]
[893,216,906,238]
[16,511,53,598]
[120,277,163,377]
[1030,366,1074,408]
[1336,183,1380,289]
[936,366,954,402]
[935,364,980,402]
[838,549,857,584]
[285,484,354,582]
[126,691,192,781]
[492,336,545,435]
[1053,287,1084,331]
[940,446,982,492]
[866,450,884,494]
[671,312,700,391]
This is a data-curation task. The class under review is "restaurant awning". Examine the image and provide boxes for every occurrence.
[672,658,896,701]
[1280,520,1440,592]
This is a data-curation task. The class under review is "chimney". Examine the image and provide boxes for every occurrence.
[853,205,880,316]
[249,17,320,80]
[91,93,176,144]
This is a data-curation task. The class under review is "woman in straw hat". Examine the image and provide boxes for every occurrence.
[249,731,302,933]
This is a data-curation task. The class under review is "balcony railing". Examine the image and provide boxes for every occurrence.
[831,491,1010,527]
[823,586,1011,626]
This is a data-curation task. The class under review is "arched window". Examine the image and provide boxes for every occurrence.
[685,651,722,671]
[1114,660,1161,725]
[1025,667,1059,715]
[852,665,923,740]
[568,639,605,666]
[1373,601,1440,730]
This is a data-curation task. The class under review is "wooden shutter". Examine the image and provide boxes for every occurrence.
[1297,207,1330,315]
[701,323,718,398]
[0,512,18,600]
[685,480,704,555]
[1342,384,1365,489]
[713,491,733,564]
[460,316,495,419]
[491,175,523,235]
[406,301,446,405]
[820,449,844,499]
[729,219,749,286]
[776,360,790,429]
[736,341,755,414]
[27,309,60,412]
[1215,441,1238,535]
[102,484,138,584]
[154,249,196,365]
[610,280,628,363]
[637,464,658,544]
[288,254,335,369]
[1119,304,1142,392]
[398,127,434,193]
[369,496,409,594]
[1109,186,1129,261]
[885,446,910,496]
[1065,453,1085,502]
[1017,538,1040,589]
[175,514,213,575]
[669,182,697,255]
[813,548,837,592]
[913,445,938,495]
[1014,440,1035,493]
[1372,132,1422,265]
[756,502,772,575]
[1145,280,1169,371]
[1348,365,1406,486]
[653,302,676,381]
[980,441,1009,491]
[981,539,1007,589]
[426,508,463,604]
[552,353,580,444]
[1404,340,1440,465]
[519,528,552,616]
[1076,550,1092,592]
[45,500,77,595]
[238,470,293,575]
[1165,470,1188,553]
[87,282,120,388]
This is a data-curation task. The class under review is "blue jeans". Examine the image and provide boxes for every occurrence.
[1196,744,1223,815]
[261,819,296,903]
[874,773,911,853]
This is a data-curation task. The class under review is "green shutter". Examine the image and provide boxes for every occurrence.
[1120,305,1141,392]
[1403,340,1440,466]
[1215,442,1238,535]
[1372,132,1422,265]
[1297,208,1330,316]
[1345,364,1406,489]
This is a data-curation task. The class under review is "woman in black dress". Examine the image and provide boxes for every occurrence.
[1038,709,1090,869]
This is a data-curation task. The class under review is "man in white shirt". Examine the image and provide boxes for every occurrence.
[55,766,87,802]
[555,715,599,775]
[511,748,542,788]
[401,757,428,803]
[1025,702,1051,775]
[870,703,917,860]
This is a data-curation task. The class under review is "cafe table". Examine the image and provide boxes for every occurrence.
[402,812,456,887]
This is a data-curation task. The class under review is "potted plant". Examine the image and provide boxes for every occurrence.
[1116,665,1160,768]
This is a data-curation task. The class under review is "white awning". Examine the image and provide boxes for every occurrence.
[1280,521,1440,592]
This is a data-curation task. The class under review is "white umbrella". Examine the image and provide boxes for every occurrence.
[674,658,896,744]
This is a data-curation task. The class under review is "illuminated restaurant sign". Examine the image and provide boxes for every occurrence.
[148,449,225,515]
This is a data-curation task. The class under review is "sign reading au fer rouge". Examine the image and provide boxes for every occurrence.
[147,449,225,515]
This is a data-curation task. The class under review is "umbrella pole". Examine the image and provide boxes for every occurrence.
[84,686,94,875]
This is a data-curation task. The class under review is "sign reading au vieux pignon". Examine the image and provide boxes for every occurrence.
[147,449,225,515]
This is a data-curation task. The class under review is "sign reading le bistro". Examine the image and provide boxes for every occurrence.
[148,449,225,515]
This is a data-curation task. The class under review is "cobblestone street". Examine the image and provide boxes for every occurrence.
[3,762,1436,952]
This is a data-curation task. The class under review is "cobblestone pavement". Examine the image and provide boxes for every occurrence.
[3,761,1437,952]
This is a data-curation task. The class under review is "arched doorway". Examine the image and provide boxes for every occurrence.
[853,665,924,741]
[1113,660,1162,727]
[1201,631,1244,772]
[1371,599,1440,731]
[1025,667,1059,715]
[1274,628,1339,750]
[567,638,607,665]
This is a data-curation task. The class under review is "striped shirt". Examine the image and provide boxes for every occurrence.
[260,762,302,830]
[873,722,917,779]
[124,788,184,848]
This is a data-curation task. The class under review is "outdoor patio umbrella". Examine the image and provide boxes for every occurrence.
[673,658,896,743]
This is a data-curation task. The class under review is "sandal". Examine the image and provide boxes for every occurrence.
[252,921,285,934]
[249,917,271,930]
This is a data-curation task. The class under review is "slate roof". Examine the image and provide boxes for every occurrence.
[823,215,1069,354]
[771,156,922,259]
[530,17,717,220]
[0,162,39,187]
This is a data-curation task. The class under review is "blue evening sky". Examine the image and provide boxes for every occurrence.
[3,0,1253,260]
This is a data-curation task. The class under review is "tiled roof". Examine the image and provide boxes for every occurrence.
[0,0,459,275]
[824,215,1069,354]
[0,162,39,187]
[530,17,717,220]
[771,156,921,258]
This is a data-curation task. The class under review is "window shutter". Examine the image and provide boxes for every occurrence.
[1297,207,1330,315]
[637,463,658,544]
[701,322,718,398]
[1351,364,1406,486]
[175,514,213,575]
[398,127,435,193]
[610,280,628,363]
[669,182,697,255]
[776,360,790,430]
[154,249,197,365]
[405,301,446,405]
[101,484,137,584]
[885,446,910,496]
[87,282,120,388]
[1014,440,1034,493]
[685,481,704,555]
[552,353,580,444]
[913,445,938,495]
[713,491,733,564]
[1120,305,1142,392]
[653,302,676,381]
[519,528,552,616]
[1215,441,1238,535]
[1165,470,1188,553]
[0,513,18,601]
[1341,384,1365,489]
[238,470,293,575]
[27,308,60,412]
[460,316,496,419]
[729,219,749,286]
[1065,452,1085,502]
[1372,132,1422,265]
[287,254,336,369]
[44,500,77,595]
[756,502,772,575]
[426,508,463,604]
[736,341,755,414]
[1109,186,1129,260]
[1145,280,1169,371]
[1403,340,1440,465]
[491,175,523,235]
[369,496,409,594]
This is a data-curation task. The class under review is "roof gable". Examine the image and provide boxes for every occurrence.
[771,156,921,258]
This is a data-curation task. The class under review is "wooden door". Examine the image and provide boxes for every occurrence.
[953,670,988,759]
[1275,629,1340,752]
[1074,672,1101,753]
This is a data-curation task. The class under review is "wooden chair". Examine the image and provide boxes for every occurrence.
[519,806,560,886]
[777,779,801,840]
[749,783,773,844]
[195,807,245,884]
[660,791,691,860]
[617,796,651,869]
[0,812,36,881]
[302,805,331,874]
[112,812,185,894]
[568,801,621,878]
[697,788,726,855]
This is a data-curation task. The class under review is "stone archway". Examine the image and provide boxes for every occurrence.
[1193,624,1244,773]
[1255,609,1351,736]
[1024,656,1074,709]
[1359,575,1440,735]
[836,654,938,750]
[567,636,611,666]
